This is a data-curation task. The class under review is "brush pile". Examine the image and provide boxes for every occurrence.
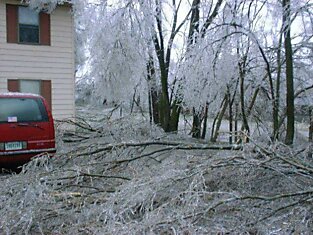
[0,108,312,234]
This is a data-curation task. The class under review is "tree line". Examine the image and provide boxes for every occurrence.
[71,0,313,145]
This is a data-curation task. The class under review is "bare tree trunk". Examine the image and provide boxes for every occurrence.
[273,33,283,140]
[201,102,209,139]
[283,0,295,145]
[235,102,239,143]
[147,56,159,124]
[239,60,250,142]
[169,99,181,132]
[226,80,239,144]
[211,96,226,141]
[309,108,312,158]
[152,0,197,132]
[191,108,201,138]
[211,96,228,142]
[148,88,153,124]
[239,87,260,140]
[229,93,233,144]
[151,87,159,124]
[246,87,259,117]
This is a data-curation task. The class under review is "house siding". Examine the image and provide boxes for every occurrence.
[0,0,75,120]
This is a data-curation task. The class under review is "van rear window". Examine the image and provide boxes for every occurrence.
[0,98,48,123]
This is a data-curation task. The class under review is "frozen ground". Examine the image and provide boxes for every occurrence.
[0,106,312,234]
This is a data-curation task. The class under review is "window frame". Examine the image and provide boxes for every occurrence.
[18,6,40,45]
[6,4,51,46]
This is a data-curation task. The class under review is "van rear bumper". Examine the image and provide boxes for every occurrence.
[0,148,56,168]
[0,148,56,156]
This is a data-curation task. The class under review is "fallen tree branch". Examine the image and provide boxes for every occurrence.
[251,140,313,174]
[249,195,312,226]
[56,118,100,133]
[158,189,313,227]
[75,141,242,157]
[43,172,131,182]
[80,172,131,181]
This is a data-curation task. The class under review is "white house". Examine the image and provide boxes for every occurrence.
[0,0,75,120]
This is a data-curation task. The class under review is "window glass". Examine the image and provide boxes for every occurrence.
[19,7,39,25]
[20,80,41,95]
[0,98,48,123]
[18,7,39,43]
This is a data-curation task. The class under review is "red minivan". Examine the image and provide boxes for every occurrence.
[0,93,56,168]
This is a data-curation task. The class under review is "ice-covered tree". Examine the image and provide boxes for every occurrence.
[34,0,313,142]
[27,0,68,12]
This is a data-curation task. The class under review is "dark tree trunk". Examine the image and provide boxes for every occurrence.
[309,108,312,158]
[309,108,313,142]
[191,108,201,138]
[169,100,181,132]
[229,93,233,144]
[283,0,295,145]
[201,102,209,139]
[151,88,160,124]
[226,81,239,144]
[239,58,250,142]
[211,96,228,142]
[147,57,160,124]
[152,0,191,133]
[273,34,283,140]
[235,102,239,143]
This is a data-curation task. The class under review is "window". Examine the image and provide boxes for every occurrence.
[7,79,52,110]
[20,80,41,95]
[18,6,39,44]
[6,4,51,45]
[0,98,48,123]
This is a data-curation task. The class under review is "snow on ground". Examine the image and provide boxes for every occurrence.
[0,106,312,234]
